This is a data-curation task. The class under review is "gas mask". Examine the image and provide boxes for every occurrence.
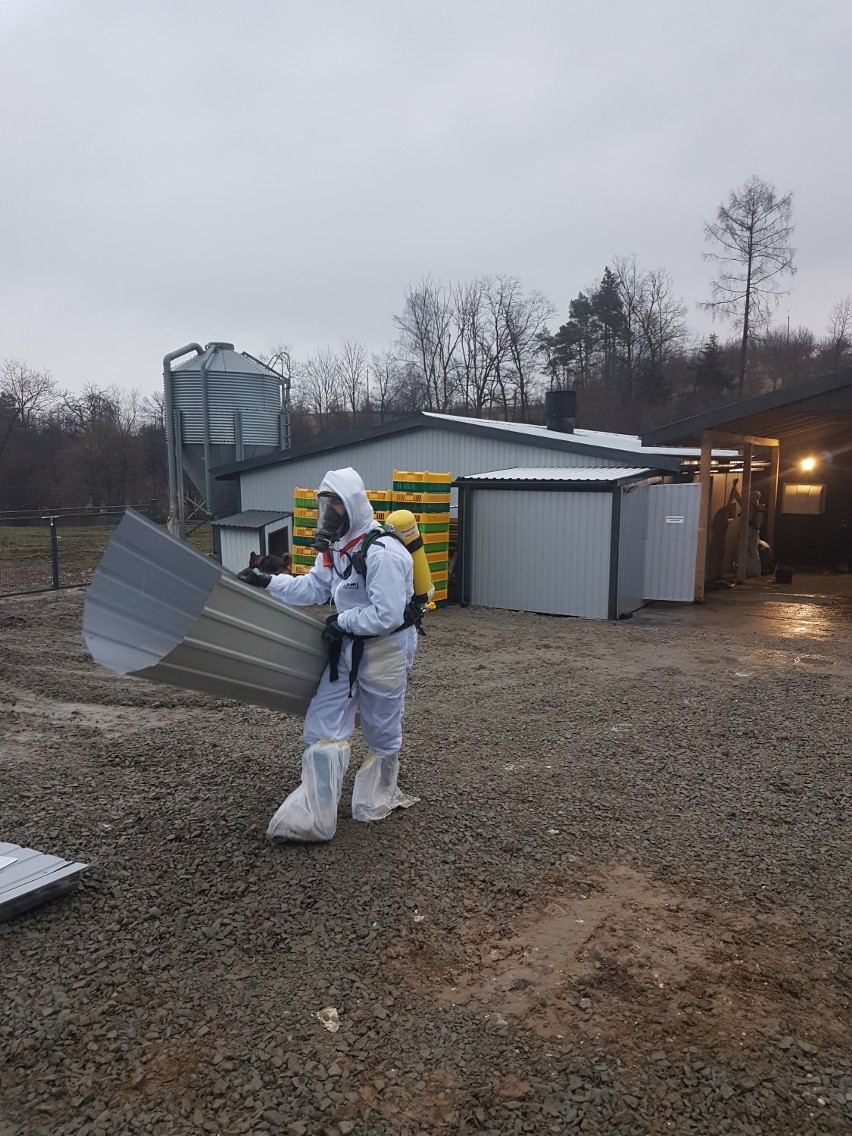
[313,492,349,551]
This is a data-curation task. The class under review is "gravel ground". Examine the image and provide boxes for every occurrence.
[1,586,850,1136]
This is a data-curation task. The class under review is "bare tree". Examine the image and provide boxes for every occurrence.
[701,175,796,393]
[822,296,852,370]
[62,385,136,505]
[495,277,555,421]
[294,348,344,426]
[637,268,689,377]
[394,277,461,411]
[754,326,816,390]
[368,350,403,420]
[454,278,501,414]
[0,359,61,473]
[338,339,368,420]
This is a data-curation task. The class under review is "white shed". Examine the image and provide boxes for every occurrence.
[213,509,292,575]
[455,468,701,619]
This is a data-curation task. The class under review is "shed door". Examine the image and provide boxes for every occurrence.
[643,483,701,601]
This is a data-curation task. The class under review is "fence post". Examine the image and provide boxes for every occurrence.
[49,516,60,589]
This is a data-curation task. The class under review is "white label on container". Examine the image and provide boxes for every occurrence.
[665,516,685,524]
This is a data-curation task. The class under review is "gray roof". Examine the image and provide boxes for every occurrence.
[214,509,291,529]
[213,411,688,479]
[171,343,282,380]
[456,465,655,484]
[643,366,852,446]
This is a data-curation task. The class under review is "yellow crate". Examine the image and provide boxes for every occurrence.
[294,487,317,498]
[291,563,311,575]
[367,490,392,502]
[423,471,452,484]
[293,525,317,538]
[294,507,318,520]
[430,569,448,583]
[392,491,451,506]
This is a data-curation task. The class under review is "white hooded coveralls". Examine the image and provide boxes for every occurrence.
[263,468,418,840]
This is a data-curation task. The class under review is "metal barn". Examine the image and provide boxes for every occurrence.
[215,411,686,517]
[212,407,718,619]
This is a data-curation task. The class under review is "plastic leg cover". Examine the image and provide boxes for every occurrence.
[267,741,350,842]
[351,751,419,823]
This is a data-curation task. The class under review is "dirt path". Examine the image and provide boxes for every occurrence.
[1,589,850,1135]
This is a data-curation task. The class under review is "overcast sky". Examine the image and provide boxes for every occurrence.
[1,0,849,398]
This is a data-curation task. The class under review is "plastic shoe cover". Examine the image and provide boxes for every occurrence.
[351,751,419,823]
[267,741,350,841]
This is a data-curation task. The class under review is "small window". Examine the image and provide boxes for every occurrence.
[781,483,826,515]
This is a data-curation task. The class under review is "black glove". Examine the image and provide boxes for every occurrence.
[237,567,272,589]
[322,614,345,644]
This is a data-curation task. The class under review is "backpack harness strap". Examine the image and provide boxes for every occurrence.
[326,529,422,696]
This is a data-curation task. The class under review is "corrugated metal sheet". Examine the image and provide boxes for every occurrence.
[459,466,652,483]
[643,483,702,601]
[468,489,611,619]
[83,510,325,717]
[0,842,87,922]
[616,482,650,616]
[172,371,281,446]
[239,427,623,515]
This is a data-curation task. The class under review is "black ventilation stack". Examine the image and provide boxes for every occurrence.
[545,389,576,432]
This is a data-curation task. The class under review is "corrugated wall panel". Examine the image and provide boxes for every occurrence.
[220,529,262,575]
[239,428,618,512]
[469,489,611,619]
[616,481,650,616]
[643,483,701,601]
[173,373,281,445]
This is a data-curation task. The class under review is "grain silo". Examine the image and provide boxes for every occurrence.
[163,342,290,538]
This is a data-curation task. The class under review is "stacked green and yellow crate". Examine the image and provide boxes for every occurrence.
[391,470,452,603]
[291,487,318,574]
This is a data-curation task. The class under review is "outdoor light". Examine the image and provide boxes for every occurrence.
[799,456,818,472]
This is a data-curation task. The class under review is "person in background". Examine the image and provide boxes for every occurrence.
[239,467,419,842]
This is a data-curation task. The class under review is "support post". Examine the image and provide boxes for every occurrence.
[694,437,712,602]
[736,443,753,582]
[49,517,60,590]
[174,408,186,541]
[766,445,780,549]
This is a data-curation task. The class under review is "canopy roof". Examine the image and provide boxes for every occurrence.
[642,367,852,447]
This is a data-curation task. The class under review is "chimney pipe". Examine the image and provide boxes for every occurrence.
[545,389,576,432]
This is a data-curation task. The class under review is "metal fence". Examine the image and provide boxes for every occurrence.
[0,506,215,598]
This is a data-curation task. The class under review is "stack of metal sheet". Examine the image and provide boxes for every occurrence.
[0,842,87,922]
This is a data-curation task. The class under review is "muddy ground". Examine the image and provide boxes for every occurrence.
[0,585,850,1135]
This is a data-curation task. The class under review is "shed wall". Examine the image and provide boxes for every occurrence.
[467,489,612,619]
[238,428,621,511]
[218,522,291,575]
[643,483,702,600]
[616,481,650,616]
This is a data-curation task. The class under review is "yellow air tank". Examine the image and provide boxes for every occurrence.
[383,509,435,604]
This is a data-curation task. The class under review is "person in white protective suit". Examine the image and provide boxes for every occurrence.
[239,468,420,841]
